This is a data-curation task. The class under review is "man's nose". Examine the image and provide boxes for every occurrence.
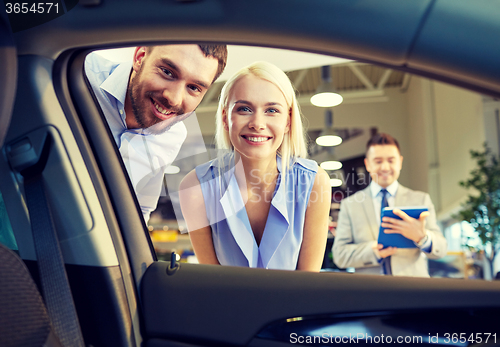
[381,161,390,170]
[163,84,183,108]
[248,112,266,130]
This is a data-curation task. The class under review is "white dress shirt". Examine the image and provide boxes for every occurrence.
[369,180,398,226]
[85,52,187,222]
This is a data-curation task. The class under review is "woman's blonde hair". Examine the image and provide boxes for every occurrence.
[214,61,308,172]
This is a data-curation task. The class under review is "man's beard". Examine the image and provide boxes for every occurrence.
[146,111,193,134]
[127,70,188,133]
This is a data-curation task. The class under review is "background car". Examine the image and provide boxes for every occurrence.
[1,0,500,346]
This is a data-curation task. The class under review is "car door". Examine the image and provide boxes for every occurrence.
[0,4,145,347]
[3,1,500,346]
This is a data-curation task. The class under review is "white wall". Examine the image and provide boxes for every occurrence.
[483,99,500,157]
[433,81,485,217]
[404,77,485,218]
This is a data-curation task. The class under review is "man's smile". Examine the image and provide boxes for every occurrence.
[151,98,177,121]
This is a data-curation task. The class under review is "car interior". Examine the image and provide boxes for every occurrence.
[1,0,500,346]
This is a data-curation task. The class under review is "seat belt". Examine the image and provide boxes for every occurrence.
[19,133,85,347]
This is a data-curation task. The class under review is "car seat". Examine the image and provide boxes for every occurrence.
[0,243,62,346]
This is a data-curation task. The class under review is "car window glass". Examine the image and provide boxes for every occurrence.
[0,190,18,250]
[86,45,500,280]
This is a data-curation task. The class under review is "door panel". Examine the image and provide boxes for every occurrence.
[25,261,134,347]
[141,262,500,346]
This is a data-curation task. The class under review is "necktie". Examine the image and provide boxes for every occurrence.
[380,189,392,275]
[380,189,389,214]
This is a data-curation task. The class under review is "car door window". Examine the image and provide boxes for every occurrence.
[86,45,500,280]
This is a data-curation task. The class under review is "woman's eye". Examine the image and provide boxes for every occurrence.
[237,106,251,113]
[266,108,279,114]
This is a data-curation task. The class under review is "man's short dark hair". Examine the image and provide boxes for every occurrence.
[146,44,228,84]
[198,44,228,83]
[366,133,401,156]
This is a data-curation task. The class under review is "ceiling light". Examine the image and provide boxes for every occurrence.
[316,129,343,146]
[321,161,343,171]
[330,178,343,187]
[165,165,180,174]
[310,90,343,107]
[310,65,343,107]
[316,109,343,146]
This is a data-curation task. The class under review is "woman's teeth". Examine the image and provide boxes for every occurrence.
[247,137,269,142]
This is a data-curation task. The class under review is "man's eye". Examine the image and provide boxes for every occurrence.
[161,68,173,77]
[189,85,202,93]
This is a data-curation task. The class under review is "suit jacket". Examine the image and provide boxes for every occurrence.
[332,184,447,277]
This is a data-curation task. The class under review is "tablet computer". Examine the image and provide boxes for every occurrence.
[377,206,428,248]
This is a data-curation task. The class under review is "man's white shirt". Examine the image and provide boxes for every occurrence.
[370,180,398,225]
[85,52,187,222]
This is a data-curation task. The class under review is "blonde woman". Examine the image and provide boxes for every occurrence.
[179,61,330,271]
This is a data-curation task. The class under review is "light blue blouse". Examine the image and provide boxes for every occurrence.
[195,154,318,270]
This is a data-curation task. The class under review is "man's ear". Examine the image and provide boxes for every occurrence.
[364,157,370,172]
[132,47,147,73]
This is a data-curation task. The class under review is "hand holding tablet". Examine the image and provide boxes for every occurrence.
[378,206,429,248]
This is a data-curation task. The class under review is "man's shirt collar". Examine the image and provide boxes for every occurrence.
[370,180,399,198]
[100,60,132,119]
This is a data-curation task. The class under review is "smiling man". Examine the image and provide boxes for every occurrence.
[85,44,227,222]
[332,133,447,277]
